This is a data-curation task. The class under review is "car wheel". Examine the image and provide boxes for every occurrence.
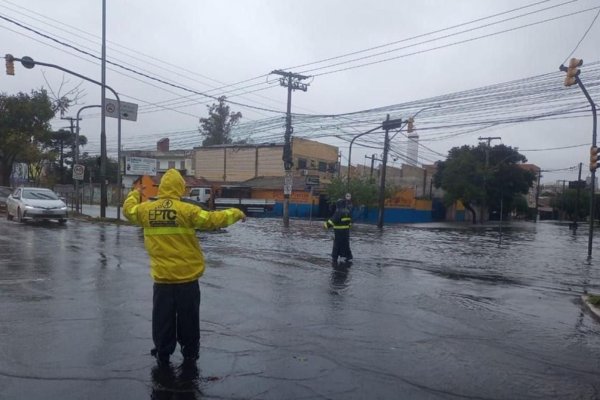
[58,219,66,225]
[17,208,24,223]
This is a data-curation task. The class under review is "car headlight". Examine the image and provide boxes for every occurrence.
[60,206,67,210]
[24,205,35,210]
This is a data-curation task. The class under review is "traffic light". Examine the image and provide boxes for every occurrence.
[564,57,582,87]
[407,117,414,133]
[5,54,14,76]
[590,146,599,172]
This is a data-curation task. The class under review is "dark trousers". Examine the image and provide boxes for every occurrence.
[152,280,200,361]
[332,229,353,260]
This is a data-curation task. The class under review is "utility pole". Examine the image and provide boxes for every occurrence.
[558,179,567,221]
[61,116,79,197]
[478,136,501,223]
[100,0,107,218]
[366,154,380,178]
[535,169,542,222]
[271,69,310,227]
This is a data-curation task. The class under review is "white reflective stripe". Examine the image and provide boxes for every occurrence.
[144,227,196,236]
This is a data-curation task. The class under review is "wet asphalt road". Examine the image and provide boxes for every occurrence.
[1,215,600,399]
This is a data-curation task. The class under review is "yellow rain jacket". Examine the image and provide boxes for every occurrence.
[123,169,245,283]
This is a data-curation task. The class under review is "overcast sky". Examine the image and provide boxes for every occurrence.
[1,0,600,184]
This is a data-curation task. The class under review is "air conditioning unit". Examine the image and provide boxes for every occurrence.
[301,169,309,176]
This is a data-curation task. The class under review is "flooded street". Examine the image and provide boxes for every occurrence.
[1,216,599,399]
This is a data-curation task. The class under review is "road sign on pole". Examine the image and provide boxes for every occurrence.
[72,164,85,181]
[105,98,138,121]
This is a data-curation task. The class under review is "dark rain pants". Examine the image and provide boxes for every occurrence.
[332,229,353,260]
[152,280,200,361]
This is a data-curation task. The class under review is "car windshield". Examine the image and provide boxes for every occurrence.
[0,187,12,197]
[22,189,59,200]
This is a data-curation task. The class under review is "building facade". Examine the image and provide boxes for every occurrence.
[193,137,339,183]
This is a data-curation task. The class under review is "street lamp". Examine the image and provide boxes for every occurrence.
[345,105,440,228]
[10,55,122,219]
[347,125,384,188]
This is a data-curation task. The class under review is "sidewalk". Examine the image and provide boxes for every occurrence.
[72,204,120,219]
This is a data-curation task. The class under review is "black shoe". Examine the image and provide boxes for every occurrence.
[151,348,171,368]
[178,358,199,384]
[151,363,176,387]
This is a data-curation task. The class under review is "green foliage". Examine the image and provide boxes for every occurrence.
[589,295,600,306]
[45,129,88,184]
[199,96,242,146]
[550,188,590,220]
[79,153,119,184]
[326,176,393,207]
[512,195,530,215]
[434,144,535,222]
[0,90,55,186]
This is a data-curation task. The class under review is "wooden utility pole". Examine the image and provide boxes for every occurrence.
[271,69,309,227]
[478,136,501,223]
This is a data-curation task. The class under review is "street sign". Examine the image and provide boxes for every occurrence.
[125,157,157,176]
[72,164,85,181]
[105,98,138,121]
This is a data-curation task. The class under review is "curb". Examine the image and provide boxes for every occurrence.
[582,295,600,322]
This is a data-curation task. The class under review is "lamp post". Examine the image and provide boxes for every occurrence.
[75,105,102,213]
[347,125,383,189]
[345,106,439,228]
[13,55,122,219]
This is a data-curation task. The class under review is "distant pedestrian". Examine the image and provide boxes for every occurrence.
[123,169,246,369]
[324,198,353,263]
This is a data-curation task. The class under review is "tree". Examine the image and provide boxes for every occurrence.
[550,188,590,221]
[79,153,119,184]
[0,90,55,186]
[198,96,242,146]
[326,176,395,208]
[45,129,88,184]
[434,144,535,224]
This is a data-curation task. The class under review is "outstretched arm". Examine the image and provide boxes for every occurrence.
[191,207,246,231]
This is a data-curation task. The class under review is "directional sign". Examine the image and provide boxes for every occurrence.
[105,98,138,121]
[125,157,157,176]
[72,164,85,181]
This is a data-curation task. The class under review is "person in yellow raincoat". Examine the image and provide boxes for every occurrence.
[123,169,245,368]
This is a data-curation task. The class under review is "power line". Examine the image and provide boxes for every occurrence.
[285,0,556,70]
[309,6,600,77]
[0,13,285,114]
[562,6,600,64]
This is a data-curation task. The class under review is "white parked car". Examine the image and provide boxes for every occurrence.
[6,187,68,224]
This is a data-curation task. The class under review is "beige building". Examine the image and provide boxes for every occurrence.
[194,137,338,183]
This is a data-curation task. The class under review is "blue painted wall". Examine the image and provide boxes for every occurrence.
[261,203,432,223]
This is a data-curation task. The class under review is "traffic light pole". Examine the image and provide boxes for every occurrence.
[575,77,598,258]
[11,56,122,220]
